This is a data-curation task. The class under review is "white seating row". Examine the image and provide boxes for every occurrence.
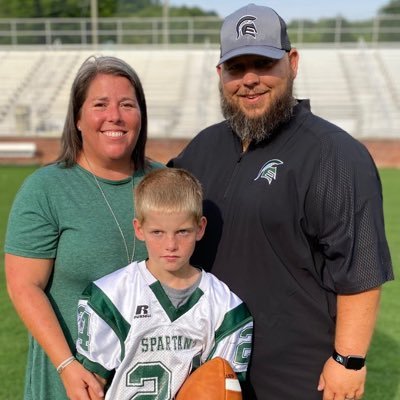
[0,48,398,140]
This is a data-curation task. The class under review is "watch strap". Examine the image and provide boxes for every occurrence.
[332,350,366,370]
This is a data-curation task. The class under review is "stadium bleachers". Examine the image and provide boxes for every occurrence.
[0,47,398,140]
[295,49,358,134]
[0,51,41,129]
[378,49,400,108]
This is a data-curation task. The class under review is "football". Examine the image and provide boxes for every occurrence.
[176,357,242,400]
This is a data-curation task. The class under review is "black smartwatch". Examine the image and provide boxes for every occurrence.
[332,350,366,370]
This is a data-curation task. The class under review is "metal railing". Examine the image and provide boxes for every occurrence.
[0,14,399,47]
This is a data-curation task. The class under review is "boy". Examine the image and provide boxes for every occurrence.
[76,168,253,399]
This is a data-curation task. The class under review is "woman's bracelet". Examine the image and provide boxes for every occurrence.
[56,356,76,374]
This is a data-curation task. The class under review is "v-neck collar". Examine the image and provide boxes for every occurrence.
[138,261,205,322]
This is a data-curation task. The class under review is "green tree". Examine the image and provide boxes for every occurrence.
[0,0,217,18]
[379,0,400,14]
[288,18,357,44]
[0,0,157,17]
[115,0,161,16]
[378,0,400,41]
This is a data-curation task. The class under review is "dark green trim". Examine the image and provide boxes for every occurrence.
[206,303,253,362]
[76,353,112,380]
[84,282,131,359]
[236,371,246,382]
[150,281,204,322]
[214,303,252,343]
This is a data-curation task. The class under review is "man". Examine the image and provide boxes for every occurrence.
[168,4,394,400]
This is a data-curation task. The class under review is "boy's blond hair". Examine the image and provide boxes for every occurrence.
[134,168,203,223]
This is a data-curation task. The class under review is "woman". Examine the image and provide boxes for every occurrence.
[5,55,162,400]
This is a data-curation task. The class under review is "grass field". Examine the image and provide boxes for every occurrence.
[0,165,399,399]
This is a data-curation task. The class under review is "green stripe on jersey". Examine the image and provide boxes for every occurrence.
[84,282,131,358]
[76,353,113,380]
[214,302,252,344]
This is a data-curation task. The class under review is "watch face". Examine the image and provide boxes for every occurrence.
[346,356,365,370]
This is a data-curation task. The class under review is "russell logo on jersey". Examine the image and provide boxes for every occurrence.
[134,304,151,319]
[254,159,284,185]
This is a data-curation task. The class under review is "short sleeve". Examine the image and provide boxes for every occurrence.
[306,135,393,293]
[76,297,121,379]
[76,282,131,379]
[5,172,59,258]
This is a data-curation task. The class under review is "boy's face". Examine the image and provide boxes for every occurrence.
[133,211,206,278]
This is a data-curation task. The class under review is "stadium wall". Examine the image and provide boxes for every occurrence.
[0,137,399,168]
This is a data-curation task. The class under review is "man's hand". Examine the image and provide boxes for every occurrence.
[318,357,366,400]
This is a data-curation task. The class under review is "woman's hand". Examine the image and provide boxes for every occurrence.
[60,360,105,400]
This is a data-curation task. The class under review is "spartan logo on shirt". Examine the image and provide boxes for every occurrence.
[236,15,257,39]
[254,159,284,185]
[134,304,151,319]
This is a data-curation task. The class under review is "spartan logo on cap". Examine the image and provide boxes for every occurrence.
[236,15,257,39]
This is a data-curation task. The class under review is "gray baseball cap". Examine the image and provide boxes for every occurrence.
[217,3,291,66]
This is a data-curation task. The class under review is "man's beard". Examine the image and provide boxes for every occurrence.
[219,79,295,144]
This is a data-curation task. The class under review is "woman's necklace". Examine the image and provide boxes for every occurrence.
[83,154,136,264]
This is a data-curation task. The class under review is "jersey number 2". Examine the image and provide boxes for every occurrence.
[126,361,172,399]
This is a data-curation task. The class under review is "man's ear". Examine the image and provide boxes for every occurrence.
[133,218,145,241]
[288,48,299,79]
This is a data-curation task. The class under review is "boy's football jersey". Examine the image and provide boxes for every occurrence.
[76,261,253,400]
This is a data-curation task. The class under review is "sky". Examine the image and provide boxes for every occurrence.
[168,0,390,21]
